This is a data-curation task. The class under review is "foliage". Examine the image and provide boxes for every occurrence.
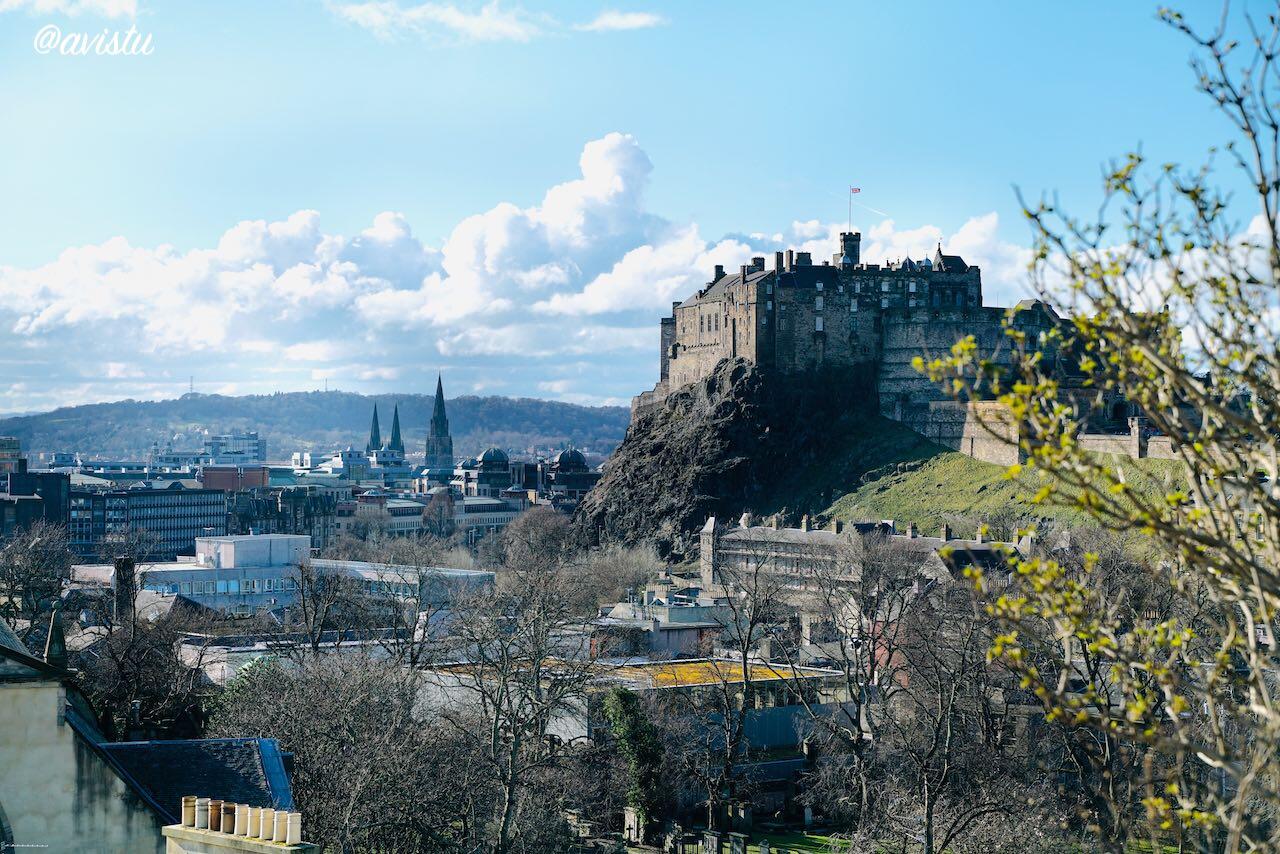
[917,5,1280,850]
[602,687,665,834]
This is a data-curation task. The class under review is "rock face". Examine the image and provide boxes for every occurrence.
[573,358,884,559]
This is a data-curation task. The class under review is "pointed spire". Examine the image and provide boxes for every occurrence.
[389,404,404,454]
[367,404,382,452]
[44,602,67,670]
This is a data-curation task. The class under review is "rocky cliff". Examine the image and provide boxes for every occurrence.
[573,358,936,559]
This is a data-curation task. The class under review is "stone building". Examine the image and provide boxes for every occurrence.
[638,232,1078,464]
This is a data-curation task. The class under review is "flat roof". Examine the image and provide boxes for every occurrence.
[602,658,839,689]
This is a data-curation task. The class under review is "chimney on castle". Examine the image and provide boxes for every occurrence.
[940,523,952,541]
[774,251,785,272]
[714,264,725,281]
[796,251,812,266]
[739,264,748,281]
[785,249,795,272]
[751,256,765,271]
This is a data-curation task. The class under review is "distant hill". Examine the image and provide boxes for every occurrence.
[0,391,631,462]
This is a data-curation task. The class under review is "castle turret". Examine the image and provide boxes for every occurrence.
[838,231,861,268]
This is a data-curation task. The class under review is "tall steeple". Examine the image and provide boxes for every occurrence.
[388,404,404,454]
[366,403,382,453]
[425,374,454,473]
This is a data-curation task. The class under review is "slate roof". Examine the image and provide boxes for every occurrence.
[98,738,295,824]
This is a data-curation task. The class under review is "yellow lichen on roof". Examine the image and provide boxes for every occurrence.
[609,659,810,688]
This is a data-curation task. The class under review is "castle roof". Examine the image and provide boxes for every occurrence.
[678,263,841,308]
[678,267,772,308]
[932,247,969,272]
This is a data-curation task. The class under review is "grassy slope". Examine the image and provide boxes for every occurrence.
[821,420,1183,539]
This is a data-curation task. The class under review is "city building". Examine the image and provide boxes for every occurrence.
[70,533,495,618]
[68,483,228,558]
[0,437,23,474]
[0,618,297,853]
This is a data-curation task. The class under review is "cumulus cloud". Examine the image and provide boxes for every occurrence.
[329,0,545,42]
[0,132,1036,413]
[575,10,665,31]
[0,0,136,16]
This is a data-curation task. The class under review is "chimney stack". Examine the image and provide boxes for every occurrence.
[800,515,810,532]
[774,251,785,272]
[740,264,748,281]
[907,522,918,538]
[785,249,795,272]
[714,264,725,281]
[940,523,952,541]
[796,251,812,266]
[751,256,765,270]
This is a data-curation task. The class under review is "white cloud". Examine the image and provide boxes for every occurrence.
[0,132,1036,413]
[0,0,136,16]
[329,0,544,42]
[575,10,665,32]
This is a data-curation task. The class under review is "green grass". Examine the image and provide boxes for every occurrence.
[821,424,1184,540]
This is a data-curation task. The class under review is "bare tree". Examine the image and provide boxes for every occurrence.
[0,520,72,643]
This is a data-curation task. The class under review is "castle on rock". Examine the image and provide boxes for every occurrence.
[635,232,1068,464]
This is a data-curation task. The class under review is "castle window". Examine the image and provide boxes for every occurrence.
[766,281,773,295]
[815,295,823,311]
[837,285,844,293]
[880,281,889,292]
[881,297,889,308]
[851,301,858,313]
[815,282,823,291]
[766,300,773,311]
[699,316,704,333]
[909,281,917,293]
[815,316,824,332]
[909,298,917,308]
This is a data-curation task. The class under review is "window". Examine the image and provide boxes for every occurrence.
[881,297,889,308]
[851,301,858,313]
[180,582,191,595]
[766,281,773,295]
[881,281,889,292]
[909,281,917,293]
[815,295,823,311]
[766,300,772,311]
[815,282,823,291]
[228,580,239,594]
[216,580,227,594]
[815,316,824,332]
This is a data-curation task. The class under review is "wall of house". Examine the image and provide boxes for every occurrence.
[0,682,164,853]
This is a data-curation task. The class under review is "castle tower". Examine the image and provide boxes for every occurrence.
[838,231,861,268]
[366,404,382,453]
[425,374,454,472]
[388,404,404,454]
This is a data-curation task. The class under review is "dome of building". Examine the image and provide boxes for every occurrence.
[554,448,588,471]
[479,447,509,468]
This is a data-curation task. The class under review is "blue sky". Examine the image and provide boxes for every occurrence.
[0,1,1253,413]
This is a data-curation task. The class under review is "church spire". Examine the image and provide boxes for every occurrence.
[431,373,448,432]
[389,404,404,454]
[425,373,454,473]
[366,403,382,452]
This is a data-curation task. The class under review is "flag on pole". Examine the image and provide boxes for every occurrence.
[850,186,861,194]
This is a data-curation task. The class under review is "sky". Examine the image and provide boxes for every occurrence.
[0,0,1258,413]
